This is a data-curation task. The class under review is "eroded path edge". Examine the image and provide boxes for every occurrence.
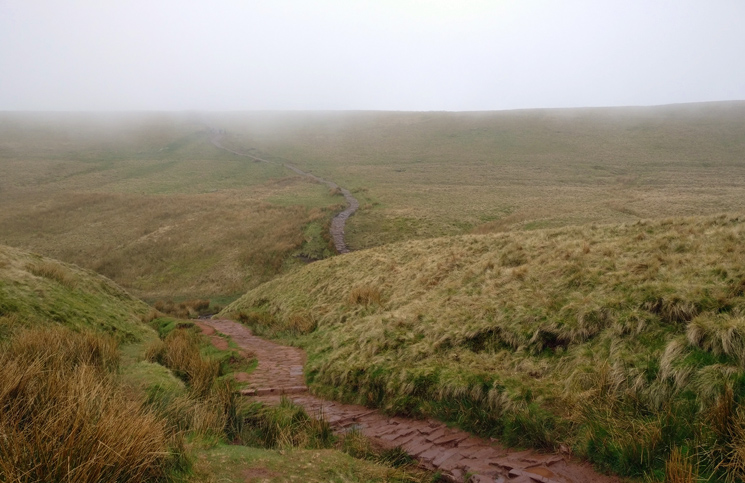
[198,319,621,483]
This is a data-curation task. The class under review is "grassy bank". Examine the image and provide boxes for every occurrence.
[0,244,187,481]
[224,214,745,481]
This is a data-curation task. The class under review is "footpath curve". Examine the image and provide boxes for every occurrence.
[197,319,621,483]
[209,132,359,254]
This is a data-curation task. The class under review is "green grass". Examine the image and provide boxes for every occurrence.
[194,444,428,483]
[196,397,436,483]
[223,214,745,481]
[0,244,152,342]
[0,245,189,482]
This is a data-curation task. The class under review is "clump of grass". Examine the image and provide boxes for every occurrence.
[26,260,77,288]
[145,379,241,441]
[146,328,220,398]
[349,285,383,306]
[153,299,215,318]
[237,308,316,336]
[240,397,334,449]
[144,324,245,441]
[0,326,180,482]
[665,447,696,483]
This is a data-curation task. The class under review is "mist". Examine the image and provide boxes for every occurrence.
[1,0,744,111]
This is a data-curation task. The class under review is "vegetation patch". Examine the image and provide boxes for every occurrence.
[0,244,151,341]
[0,326,183,482]
[224,214,745,480]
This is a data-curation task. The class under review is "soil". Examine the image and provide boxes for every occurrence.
[199,319,622,483]
[209,132,359,254]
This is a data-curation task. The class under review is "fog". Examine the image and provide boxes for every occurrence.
[1,0,744,111]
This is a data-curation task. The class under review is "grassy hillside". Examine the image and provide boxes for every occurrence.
[0,244,151,341]
[0,244,182,481]
[213,102,745,249]
[0,113,340,300]
[224,214,745,480]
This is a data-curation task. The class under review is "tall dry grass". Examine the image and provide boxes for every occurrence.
[145,327,243,440]
[0,326,179,482]
[26,260,78,288]
[153,299,217,319]
[146,328,220,398]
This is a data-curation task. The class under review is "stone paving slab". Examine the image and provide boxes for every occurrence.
[200,319,623,483]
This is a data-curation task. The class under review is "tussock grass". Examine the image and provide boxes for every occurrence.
[26,260,78,288]
[146,328,221,398]
[349,285,383,306]
[240,397,334,450]
[665,447,696,483]
[144,325,246,442]
[224,214,745,480]
[0,326,178,482]
[154,299,214,318]
[236,398,433,482]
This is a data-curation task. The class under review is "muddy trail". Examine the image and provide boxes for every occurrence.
[209,132,359,254]
[197,319,621,483]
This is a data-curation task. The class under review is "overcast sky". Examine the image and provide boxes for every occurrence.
[1,0,744,111]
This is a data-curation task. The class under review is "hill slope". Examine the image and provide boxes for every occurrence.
[0,244,151,341]
[224,214,745,479]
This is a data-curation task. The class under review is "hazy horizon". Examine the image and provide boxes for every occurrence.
[2,0,744,112]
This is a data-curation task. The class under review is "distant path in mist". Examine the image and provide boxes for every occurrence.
[209,131,359,254]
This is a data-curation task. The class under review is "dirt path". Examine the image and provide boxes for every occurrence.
[199,319,621,483]
[209,132,359,254]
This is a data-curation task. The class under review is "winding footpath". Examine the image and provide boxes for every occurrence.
[197,319,621,483]
[209,132,359,254]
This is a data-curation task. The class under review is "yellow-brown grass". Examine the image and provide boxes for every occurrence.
[666,447,696,483]
[26,260,78,288]
[146,329,220,398]
[0,326,175,482]
[154,298,213,318]
[349,285,382,306]
[224,214,745,479]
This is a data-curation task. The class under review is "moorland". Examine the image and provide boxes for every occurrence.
[1,101,745,481]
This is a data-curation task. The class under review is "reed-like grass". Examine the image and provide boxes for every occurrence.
[146,328,221,398]
[0,326,180,483]
[240,397,334,450]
